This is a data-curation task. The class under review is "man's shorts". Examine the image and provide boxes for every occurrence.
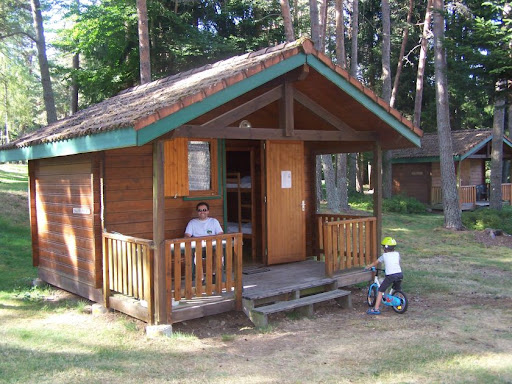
[378,272,403,293]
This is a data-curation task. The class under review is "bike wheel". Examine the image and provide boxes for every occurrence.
[367,285,378,307]
[391,290,408,314]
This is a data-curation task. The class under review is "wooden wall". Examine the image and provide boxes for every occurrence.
[392,163,432,204]
[104,145,154,239]
[103,143,225,241]
[31,154,102,302]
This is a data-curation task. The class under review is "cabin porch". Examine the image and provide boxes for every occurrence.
[101,214,377,326]
[430,183,512,211]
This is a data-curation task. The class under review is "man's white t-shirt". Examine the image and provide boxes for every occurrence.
[377,251,402,275]
[185,218,223,237]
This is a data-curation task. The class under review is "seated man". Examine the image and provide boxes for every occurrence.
[184,202,224,238]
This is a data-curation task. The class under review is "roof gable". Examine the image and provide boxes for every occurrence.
[1,38,422,162]
[392,129,512,163]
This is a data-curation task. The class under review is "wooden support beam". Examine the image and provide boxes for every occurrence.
[175,125,376,143]
[153,140,167,324]
[201,86,282,129]
[280,82,294,137]
[372,141,382,249]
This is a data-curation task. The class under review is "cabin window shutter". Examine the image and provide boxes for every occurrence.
[164,138,189,197]
[164,138,218,197]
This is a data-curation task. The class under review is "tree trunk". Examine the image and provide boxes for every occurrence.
[309,0,321,49]
[70,52,79,114]
[280,0,295,42]
[348,153,356,192]
[3,82,8,144]
[335,0,347,69]
[350,0,358,78]
[322,154,340,212]
[316,156,323,209]
[137,0,151,84]
[347,0,358,193]
[390,0,413,107]
[414,0,433,128]
[30,0,57,124]
[490,96,505,210]
[319,0,328,51]
[433,0,462,230]
[336,154,349,209]
[381,0,392,199]
[334,0,348,208]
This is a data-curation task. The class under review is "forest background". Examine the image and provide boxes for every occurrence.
[1,0,510,142]
[1,0,511,227]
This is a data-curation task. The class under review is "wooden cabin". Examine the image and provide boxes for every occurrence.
[0,38,422,326]
[392,130,512,209]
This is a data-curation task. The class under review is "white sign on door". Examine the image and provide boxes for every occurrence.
[281,170,292,188]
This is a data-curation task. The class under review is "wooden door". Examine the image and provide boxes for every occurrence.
[265,141,306,264]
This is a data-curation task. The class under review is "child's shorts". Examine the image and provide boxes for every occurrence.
[378,272,403,292]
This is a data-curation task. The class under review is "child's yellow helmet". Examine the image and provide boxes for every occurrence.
[381,237,397,247]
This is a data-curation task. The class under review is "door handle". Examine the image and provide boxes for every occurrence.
[301,200,306,212]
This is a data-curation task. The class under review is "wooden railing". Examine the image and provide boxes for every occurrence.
[502,183,512,202]
[431,185,476,207]
[317,214,378,277]
[102,231,154,323]
[165,233,243,310]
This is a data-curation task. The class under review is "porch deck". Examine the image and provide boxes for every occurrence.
[170,260,371,324]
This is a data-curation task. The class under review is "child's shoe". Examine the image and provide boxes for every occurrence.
[366,308,381,315]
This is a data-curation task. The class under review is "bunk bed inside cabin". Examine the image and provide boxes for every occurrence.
[225,146,258,262]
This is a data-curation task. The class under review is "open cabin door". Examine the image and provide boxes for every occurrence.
[265,140,306,265]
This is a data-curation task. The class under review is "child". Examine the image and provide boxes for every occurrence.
[365,237,403,315]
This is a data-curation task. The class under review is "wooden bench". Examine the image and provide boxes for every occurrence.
[248,289,352,328]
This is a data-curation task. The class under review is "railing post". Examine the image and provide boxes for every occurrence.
[144,245,154,325]
[102,234,110,308]
[324,223,333,277]
[234,234,243,311]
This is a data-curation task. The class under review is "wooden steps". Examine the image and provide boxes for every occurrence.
[244,287,352,328]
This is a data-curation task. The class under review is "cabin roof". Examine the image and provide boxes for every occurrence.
[1,37,422,162]
[392,129,512,162]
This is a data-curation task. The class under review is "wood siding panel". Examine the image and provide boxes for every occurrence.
[392,163,431,204]
[104,145,154,239]
[104,143,225,241]
[35,156,98,290]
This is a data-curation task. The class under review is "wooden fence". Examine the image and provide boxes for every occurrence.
[317,214,378,277]
[432,184,512,206]
[102,231,154,323]
[502,183,512,202]
[165,233,243,310]
[431,185,476,207]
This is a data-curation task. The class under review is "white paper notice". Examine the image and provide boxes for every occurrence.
[281,170,292,188]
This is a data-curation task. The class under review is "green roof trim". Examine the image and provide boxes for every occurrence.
[392,156,440,164]
[0,127,137,162]
[306,55,421,148]
[136,54,308,145]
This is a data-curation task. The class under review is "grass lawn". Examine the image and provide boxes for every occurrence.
[1,163,511,384]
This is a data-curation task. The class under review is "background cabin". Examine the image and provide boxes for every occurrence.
[392,130,512,209]
[0,38,422,326]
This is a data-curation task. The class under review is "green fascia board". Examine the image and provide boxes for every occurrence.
[0,127,137,163]
[137,54,308,145]
[306,55,421,148]
[392,156,440,164]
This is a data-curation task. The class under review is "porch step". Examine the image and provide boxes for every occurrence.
[248,289,352,328]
